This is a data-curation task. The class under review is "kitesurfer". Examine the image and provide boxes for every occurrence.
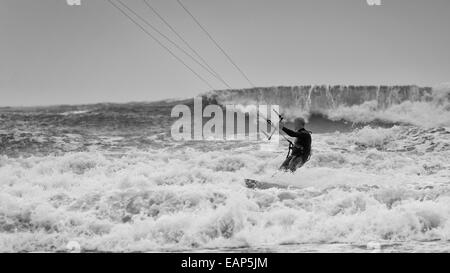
[279,118,312,172]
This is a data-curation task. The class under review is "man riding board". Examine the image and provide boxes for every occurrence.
[279,118,312,172]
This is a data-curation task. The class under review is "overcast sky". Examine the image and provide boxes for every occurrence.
[1,0,449,106]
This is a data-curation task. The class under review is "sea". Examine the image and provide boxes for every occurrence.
[0,85,449,252]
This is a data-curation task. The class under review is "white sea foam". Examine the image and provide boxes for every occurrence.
[60,110,90,116]
[325,100,450,128]
[0,125,449,252]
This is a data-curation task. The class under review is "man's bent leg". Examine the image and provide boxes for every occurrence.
[288,156,304,172]
[279,156,293,171]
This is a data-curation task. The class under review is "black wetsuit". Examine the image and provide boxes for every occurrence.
[279,127,312,172]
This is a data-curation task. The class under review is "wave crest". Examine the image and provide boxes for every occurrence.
[207,85,450,127]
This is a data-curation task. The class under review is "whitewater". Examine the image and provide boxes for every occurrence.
[0,85,449,252]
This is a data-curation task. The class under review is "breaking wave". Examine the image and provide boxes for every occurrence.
[206,84,450,127]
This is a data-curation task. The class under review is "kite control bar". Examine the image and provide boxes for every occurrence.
[258,109,293,145]
[273,109,284,122]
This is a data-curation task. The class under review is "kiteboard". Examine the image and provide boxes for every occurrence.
[245,178,296,190]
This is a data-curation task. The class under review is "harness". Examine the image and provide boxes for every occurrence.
[286,140,294,159]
